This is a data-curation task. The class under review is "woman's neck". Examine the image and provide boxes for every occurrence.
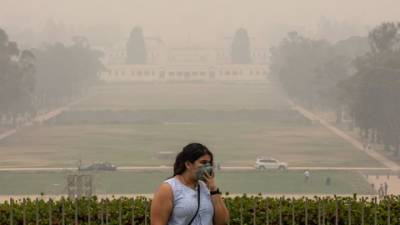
[177,173,198,189]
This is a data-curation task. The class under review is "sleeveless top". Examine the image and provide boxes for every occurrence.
[164,177,214,225]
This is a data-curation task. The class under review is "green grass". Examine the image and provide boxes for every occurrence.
[0,121,382,168]
[0,83,384,197]
[74,83,290,110]
[0,170,375,195]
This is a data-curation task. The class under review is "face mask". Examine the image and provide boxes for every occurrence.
[196,163,213,181]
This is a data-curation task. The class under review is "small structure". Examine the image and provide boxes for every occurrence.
[66,174,94,199]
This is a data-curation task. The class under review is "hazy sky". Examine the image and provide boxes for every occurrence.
[1,0,400,46]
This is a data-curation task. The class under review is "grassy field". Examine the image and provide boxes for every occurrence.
[0,121,382,168]
[0,83,383,168]
[73,83,290,110]
[0,83,385,194]
[0,170,375,195]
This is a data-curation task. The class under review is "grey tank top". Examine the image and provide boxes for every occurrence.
[164,177,214,225]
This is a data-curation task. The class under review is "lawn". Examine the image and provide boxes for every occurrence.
[74,83,290,110]
[0,121,382,168]
[0,170,375,195]
[0,82,382,196]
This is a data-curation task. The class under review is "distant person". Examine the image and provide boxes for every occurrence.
[304,170,310,182]
[325,177,331,186]
[384,182,388,195]
[151,143,229,225]
[216,162,221,171]
[378,184,384,198]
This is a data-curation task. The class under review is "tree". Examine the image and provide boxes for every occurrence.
[32,36,104,107]
[341,22,400,156]
[369,22,400,54]
[231,28,252,64]
[269,31,351,110]
[0,28,36,124]
[126,27,147,64]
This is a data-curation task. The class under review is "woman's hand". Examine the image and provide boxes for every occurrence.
[203,171,217,191]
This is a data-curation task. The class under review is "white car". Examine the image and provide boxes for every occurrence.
[254,157,288,171]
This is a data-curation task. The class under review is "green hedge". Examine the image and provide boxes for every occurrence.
[0,195,399,224]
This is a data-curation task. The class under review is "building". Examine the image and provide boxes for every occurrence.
[99,36,269,82]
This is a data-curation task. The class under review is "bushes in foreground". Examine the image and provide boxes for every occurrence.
[0,195,399,224]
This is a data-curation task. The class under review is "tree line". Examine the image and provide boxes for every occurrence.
[0,28,104,127]
[270,22,400,156]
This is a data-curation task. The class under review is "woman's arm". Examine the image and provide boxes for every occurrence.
[211,193,230,225]
[150,183,173,225]
[203,173,229,225]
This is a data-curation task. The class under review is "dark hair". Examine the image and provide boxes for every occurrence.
[173,143,213,176]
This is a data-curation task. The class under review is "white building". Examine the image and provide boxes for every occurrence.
[100,64,268,82]
[99,36,269,82]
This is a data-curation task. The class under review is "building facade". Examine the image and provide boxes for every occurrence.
[99,37,269,82]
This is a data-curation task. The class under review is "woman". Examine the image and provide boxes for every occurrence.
[151,143,229,225]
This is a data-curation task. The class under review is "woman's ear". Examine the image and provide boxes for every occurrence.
[185,161,193,170]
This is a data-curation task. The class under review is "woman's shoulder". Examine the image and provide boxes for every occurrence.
[163,176,182,192]
[163,176,177,186]
[153,182,173,204]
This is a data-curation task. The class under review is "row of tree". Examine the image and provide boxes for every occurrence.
[0,28,104,126]
[270,22,400,156]
[342,23,400,155]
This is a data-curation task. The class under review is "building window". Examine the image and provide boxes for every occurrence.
[159,71,166,78]
[209,71,215,78]
[184,72,190,77]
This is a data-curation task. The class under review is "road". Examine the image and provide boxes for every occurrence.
[0,95,91,141]
[288,100,400,172]
[0,166,390,172]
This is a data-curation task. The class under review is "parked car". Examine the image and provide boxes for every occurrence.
[79,162,117,171]
[254,157,288,171]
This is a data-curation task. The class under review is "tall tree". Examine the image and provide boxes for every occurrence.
[0,28,36,124]
[341,22,400,156]
[231,28,252,64]
[126,27,147,64]
[269,31,351,109]
[33,36,103,107]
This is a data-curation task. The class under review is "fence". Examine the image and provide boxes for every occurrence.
[0,195,399,225]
